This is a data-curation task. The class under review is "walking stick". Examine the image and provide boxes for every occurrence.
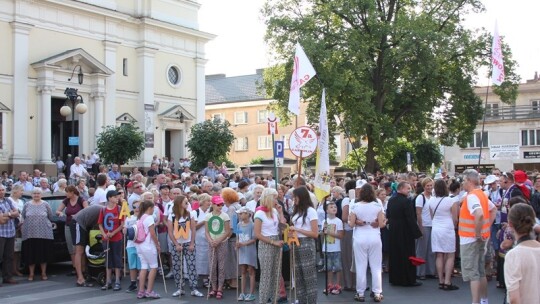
[324,198,329,296]
[105,240,109,289]
[274,223,287,304]
[207,247,216,300]
[179,244,184,299]
[158,253,167,294]
[236,240,240,302]
[123,232,127,277]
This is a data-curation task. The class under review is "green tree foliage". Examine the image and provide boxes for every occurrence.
[261,0,520,173]
[186,119,235,171]
[413,139,443,172]
[377,138,413,173]
[340,147,366,171]
[96,123,145,166]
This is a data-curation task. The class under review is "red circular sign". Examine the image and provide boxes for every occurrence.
[288,126,318,158]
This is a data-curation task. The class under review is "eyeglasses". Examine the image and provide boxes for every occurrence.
[286,185,293,188]
[215,203,224,207]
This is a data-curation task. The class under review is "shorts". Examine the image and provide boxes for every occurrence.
[104,239,124,269]
[127,247,141,270]
[70,220,88,247]
[137,247,158,270]
[158,232,169,253]
[64,225,74,255]
[460,240,486,282]
[325,251,342,272]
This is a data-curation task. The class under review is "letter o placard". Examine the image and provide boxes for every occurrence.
[208,215,224,235]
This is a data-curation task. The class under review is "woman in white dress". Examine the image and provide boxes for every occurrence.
[428,179,459,290]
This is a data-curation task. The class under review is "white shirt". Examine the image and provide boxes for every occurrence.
[415,193,433,227]
[351,201,383,239]
[254,209,279,237]
[245,200,257,213]
[70,164,88,179]
[291,207,318,238]
[92,187,107,206]
[341,197,352,231]
[322,216,343,252]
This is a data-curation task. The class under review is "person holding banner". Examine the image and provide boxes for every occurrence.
[167,195,204,297]
[205,195,231,299]
[98,190,125,291]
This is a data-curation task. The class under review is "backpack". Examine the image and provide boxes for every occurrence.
[134,214,149,244]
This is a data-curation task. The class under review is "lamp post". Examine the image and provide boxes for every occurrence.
[61,88,87,157]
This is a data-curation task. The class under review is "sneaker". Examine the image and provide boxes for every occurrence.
[126,284,137,293]
[277,297,288,304]
[244,294,256,302]
[317,259,324,266]
[172,289,185,297]
[165,271,173,279]
[137,291,146,299]
[113,282,121,291]
[331,285,342,295]
[145,290,161,299]
[238,293,245,301]
[101,283,112,290]
[191,289,204,297]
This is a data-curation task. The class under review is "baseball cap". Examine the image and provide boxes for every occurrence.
[484,175,498,185]
[356,179,367,189]
[211,195,224,205]
[235,206,251,214]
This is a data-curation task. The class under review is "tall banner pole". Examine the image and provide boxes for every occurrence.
[272,132,278,191]
[268,113,280,190]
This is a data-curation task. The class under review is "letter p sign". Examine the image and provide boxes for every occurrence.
[274,141,284,158]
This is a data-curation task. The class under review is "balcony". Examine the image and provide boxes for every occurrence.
[484,105,540,121]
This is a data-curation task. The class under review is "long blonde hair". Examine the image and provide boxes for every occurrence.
[259,188,278,217]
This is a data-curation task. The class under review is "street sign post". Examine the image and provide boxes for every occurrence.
[274,140,284,167]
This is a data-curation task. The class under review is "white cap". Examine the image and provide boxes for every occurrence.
[484,175,498,185]
[356,179,367,189]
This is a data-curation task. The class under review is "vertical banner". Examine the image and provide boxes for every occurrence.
[144,104,155,148]
[314,89,331,202]
[491,22,504,85]
[288,43,317,116]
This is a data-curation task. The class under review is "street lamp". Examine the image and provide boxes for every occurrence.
[175,110,184,123]
[61,88,87,156]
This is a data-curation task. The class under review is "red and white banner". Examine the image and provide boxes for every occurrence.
[491,22,504,86]
[267,112,279,135]
[288,43,317,116]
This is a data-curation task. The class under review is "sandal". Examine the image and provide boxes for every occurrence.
[76,281,94,287]
[438,283,445,289]
[323,284,334,294]
[137,291,146,299]
[354,293,365,302]
[208,290,216,298]
[374,294,384,302]
[442,283,459,291]
[216,290,223,299]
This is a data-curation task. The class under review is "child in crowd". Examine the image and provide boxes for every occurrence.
[205,195,231,300]
[98,190,125,291]
[322,201,344,294]
[124,200,141,292]
[236,206,257,302]
[135,200,161,299]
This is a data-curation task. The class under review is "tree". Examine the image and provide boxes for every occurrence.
[413,139,443,172]
[261,0,519,173]
[340,147,366,171]
[186,119,235,171]
[96,123,145,166]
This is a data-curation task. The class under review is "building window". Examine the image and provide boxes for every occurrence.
[468,131,488,148]
[532,100,540,113]
[522,129,540,146]
[257,110,269,123]
[258,135,272,150]
[166,64,182,87]
[486,103,499,117]
[234,112,248,124]
[123,58,128,76]
[211,113,224,122]
[235,137,248,151]
[282,134,290,149]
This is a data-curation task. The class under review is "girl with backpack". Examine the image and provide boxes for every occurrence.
[134,200,161,299]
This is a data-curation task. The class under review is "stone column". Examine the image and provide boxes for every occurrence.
[195,58,207,123]
[10,21,34,165]
[136,46,157,168]
[92,92,105,148]
[37,85,53,164]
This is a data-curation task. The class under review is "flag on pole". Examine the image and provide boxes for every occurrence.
[288,43,317,116]
[314,89,331,202]
[491,22,504,85]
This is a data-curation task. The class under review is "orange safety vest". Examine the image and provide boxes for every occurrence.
[458,189,490,238]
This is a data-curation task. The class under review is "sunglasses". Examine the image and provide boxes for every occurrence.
[134,186,142,189]
[215,203,224,207]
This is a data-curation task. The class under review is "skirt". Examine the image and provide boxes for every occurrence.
[22,238,53,265]
[224,237,238,279]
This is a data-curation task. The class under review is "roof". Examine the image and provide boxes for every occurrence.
[205,71,270,105]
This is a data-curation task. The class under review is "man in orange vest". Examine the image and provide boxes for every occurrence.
[459,169,497,304]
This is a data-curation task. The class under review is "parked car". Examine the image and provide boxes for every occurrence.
[19,192,71,263]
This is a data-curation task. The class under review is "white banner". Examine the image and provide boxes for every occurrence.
[314,89,330,201]
[288,43,316,116]
[489,144,519,160]
[491,22,504,85]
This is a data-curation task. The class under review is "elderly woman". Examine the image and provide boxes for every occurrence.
[56,185,88,274]
[9,184,25,276]
[77,179,89,201]
[254,188,286,304]
[55,178,68,194]
[22,188,54,281]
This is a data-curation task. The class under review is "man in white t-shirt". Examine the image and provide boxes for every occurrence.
[91,173,108,206]
[458,169,497,304]
[245,185,264,212]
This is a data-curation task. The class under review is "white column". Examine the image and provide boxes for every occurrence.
[37,85,53,163]
[10,21,33,164]
[184,122,192,158]
[104,39,119,126]
[136,46,157,168]
[195,58,207,123]
[92,92,105,147]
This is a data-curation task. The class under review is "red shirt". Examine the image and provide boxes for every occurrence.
[98,205,124,242]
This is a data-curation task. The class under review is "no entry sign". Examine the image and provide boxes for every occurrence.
[289,126,318,158]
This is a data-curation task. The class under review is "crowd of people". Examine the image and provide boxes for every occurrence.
[0,157,540,304]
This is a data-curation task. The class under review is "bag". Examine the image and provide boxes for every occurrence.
[134,214,149,244]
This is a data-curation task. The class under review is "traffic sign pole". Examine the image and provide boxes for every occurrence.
[272,133,278,191]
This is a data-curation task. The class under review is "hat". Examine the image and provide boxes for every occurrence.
[211,195,224,205]
[159,184,171,190]
[356,179,367,189]
[484,175,498,185]
[235,206,251,214]
[409,256,426,266]
[106,190,119,199]
[126,181,133,188]
[434,173,443,180]
[514,170,527,183]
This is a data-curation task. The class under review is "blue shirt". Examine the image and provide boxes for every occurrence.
[14,181,34,192]
[0,198,16,238]
[108,170,121,181]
